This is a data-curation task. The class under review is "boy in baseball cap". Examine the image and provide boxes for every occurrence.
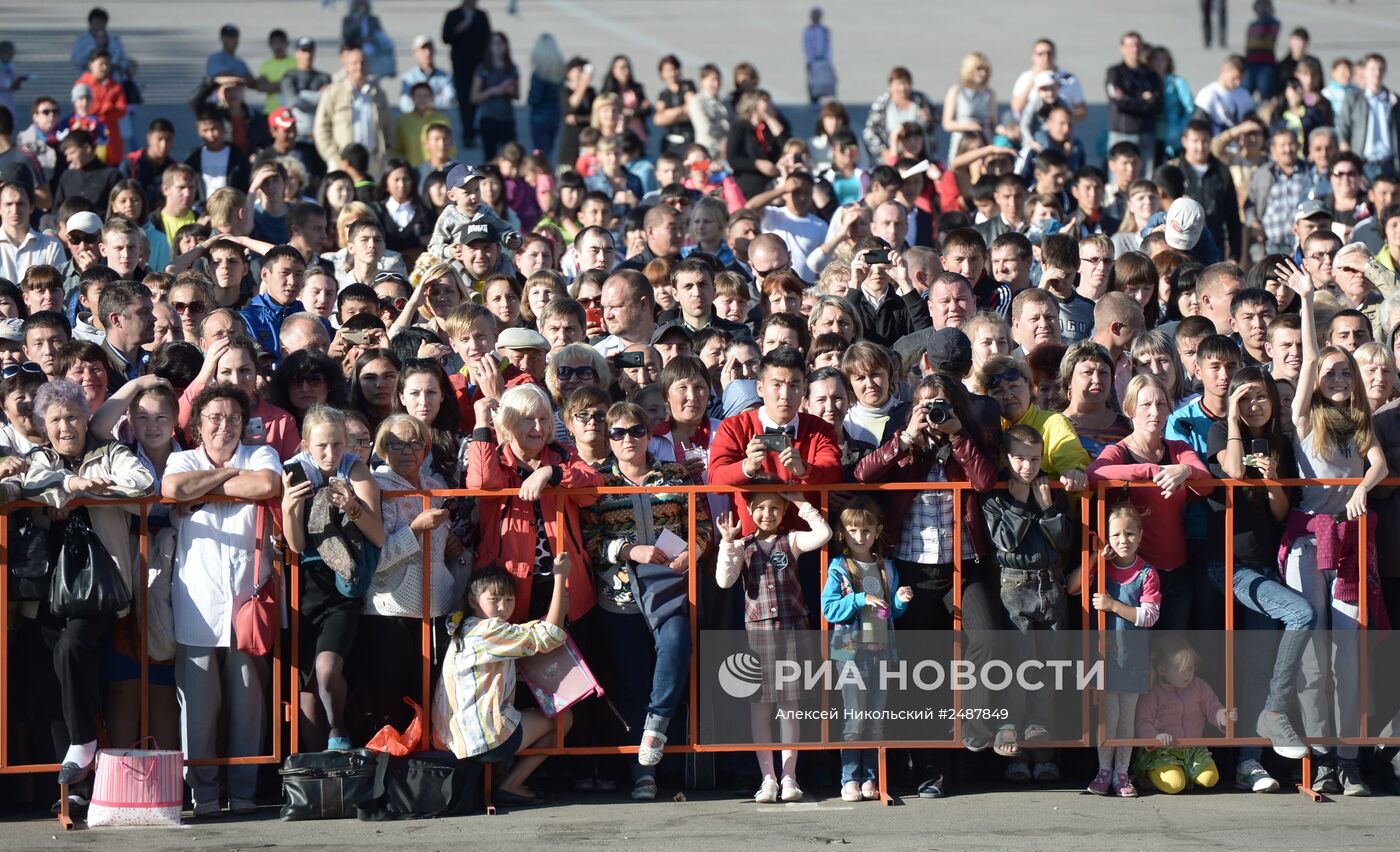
[427,163,516,268]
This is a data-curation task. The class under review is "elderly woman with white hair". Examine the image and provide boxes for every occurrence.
[467,383,604,623]
[1332,241,1399,340]
[18,378,154,786]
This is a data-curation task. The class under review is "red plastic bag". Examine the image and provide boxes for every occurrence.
[365,697,426,757]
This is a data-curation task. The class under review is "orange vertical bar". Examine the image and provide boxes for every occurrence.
[288,546,300,753]
[1358,510,1369,740]
[554,499,567,749]
[1079,488,1092,746]
[686,490,698,751]
[421,494,433,737]
[1223,483,1235,740]
[272,540,285,762]
[1096,483,1108,747]
[951,482,963,744]
[819,487,829,747]
[139,502,151,741]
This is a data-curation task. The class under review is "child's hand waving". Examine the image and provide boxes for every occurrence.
[716,510,742,542]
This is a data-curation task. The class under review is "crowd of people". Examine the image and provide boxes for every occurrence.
[3,0,1400,821]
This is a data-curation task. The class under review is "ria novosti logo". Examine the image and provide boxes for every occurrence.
[717,652,763,699]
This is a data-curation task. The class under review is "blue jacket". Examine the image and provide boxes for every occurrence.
[239,292,305,362]
[820,555,908,661]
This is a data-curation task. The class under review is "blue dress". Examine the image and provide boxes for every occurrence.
[1103,557,1158,694]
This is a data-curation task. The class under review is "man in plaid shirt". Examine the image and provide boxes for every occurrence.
[1246,127,1310,256]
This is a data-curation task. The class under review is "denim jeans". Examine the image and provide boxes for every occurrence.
[1206,560,1318,762]
[839,650,888,784]
[598,608,691,780]
[998,568,1065,731]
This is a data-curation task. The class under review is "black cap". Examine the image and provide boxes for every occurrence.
[295,36,315,51]
[651,322,694,345]
[924,327,972,375]
[462,221,500,245]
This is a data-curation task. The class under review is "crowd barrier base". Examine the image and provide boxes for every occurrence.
[5,476,1397,825]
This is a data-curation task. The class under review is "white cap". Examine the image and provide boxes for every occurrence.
[1164,198,1205,251]
[65,211,104,235]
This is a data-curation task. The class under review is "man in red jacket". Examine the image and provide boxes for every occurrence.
[709,345,843,532]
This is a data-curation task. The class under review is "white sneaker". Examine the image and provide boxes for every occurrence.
[779,775,803,802]
[754,775,779,804]
[840,781,861,802]
[1234,759,1279,793]
[1256,710,1307,760]
[860,780,879,801]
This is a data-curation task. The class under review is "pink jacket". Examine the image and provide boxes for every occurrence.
[1135,676,1226,741]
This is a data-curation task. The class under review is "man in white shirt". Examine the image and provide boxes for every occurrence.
[398,35,457,114]
[745,171,826,281]
[1010,38,1087,122]
[1195,56,1256,136]
[0,181,63,280]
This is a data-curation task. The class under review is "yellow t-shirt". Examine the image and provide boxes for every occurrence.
[160,210,197,253]
[259,56,297,111]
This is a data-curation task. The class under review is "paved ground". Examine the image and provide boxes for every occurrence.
[2,786,1397,850]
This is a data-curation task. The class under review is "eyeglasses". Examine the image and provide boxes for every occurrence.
[572,410,606,424]
[201,412,244,427]
[578,296,602,308]
[172,300,207,314]
[1,362,43,379]
[984,368,1024,389]
[556,365,597,382]
[1303,252,1333,263]
[69,232,100,245]
[385,437,427,452]
[291,375,327,387]
[1082,256,1112,266]
[752,260,792,277]
[36,109,58,116]
[348,437,374,449]
[608,424,649,441]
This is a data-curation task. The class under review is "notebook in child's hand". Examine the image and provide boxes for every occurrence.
[518,635,606,718]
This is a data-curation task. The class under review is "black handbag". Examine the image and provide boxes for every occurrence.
[8,508,54,601]
[50,506,130,618]
[279,749,386,821]
[357,751,480,821]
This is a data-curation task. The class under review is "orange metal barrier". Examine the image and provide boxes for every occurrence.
[3,476,1397,821]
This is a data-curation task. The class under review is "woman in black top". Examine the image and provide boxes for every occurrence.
[726,91,790,201]
[557,58,597,170]
[1204,367,1316,775]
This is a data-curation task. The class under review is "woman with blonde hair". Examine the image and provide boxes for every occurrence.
[590,92,625,137]
[546,342,611,438]
[1130,329,1190,406]
[943,52,998,161]
[388,260,471,341]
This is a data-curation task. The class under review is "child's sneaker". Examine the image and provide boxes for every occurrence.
[1312,764,1342,795]
[1113,772,1137,798]
[860,780,879,801]
[779,775,803,802]
[1338,761,1371,797]
[754,775,779,804]
[840,781,861,802]
[1234,759,1279,793]
[1087,768,1113,795]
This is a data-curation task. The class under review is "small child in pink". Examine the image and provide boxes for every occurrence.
[1133,636,1238,794]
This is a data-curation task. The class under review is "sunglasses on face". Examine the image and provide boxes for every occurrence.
[556,365,597,382]
[36,108,58,116]
[572,410,606,424]
[608,424,649,441]
[69,232,100,245]
[1,362,43,379]
[984,368,1024,389]
[172,300,207,314]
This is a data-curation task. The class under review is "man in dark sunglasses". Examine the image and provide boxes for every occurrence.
[16,96,61,183]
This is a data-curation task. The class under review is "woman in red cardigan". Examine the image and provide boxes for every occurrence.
[1087,373,1212,631]
[468,383,603,623]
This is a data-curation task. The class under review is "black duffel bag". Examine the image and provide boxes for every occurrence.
[279,749,386,821]
[357,751,481,821]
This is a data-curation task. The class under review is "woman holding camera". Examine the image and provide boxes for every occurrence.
[853,373,1001,790]
[1086,374,1212,631]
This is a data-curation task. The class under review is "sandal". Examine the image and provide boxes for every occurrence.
[639,730,668,767]
[993,725,1020,758]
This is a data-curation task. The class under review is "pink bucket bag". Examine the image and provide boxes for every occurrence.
[86,738,184,827]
